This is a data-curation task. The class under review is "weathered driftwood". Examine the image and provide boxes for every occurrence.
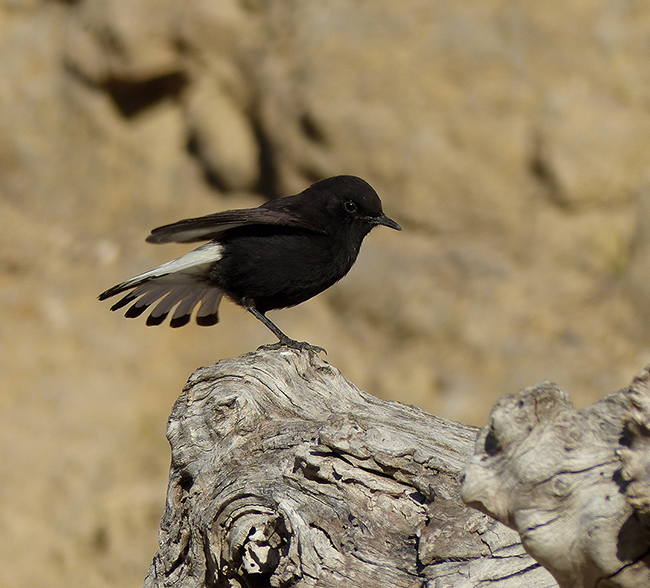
[144,348,557,588]
[619,367,650,517]
[462,367,650,588]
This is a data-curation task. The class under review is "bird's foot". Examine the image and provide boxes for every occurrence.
[258,338,327,355]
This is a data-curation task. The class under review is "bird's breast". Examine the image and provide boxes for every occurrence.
[213,229,362,312]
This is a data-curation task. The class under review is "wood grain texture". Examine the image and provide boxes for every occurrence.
[462,369,650,588]
[620,366,650,517]
[144,348,556,587]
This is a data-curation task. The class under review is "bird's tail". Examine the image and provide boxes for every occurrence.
[98,242,224,327]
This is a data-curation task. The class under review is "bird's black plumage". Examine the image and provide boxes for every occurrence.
[99,175,400,349]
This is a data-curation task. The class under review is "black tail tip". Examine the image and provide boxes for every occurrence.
[170,315,191,328]
[146,313,168,326]
[196,314,219,326]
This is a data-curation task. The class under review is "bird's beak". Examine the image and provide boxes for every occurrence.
[375,214,401,231]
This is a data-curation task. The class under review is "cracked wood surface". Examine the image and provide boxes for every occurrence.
[462,368,650,588]
[620,366,650,518]
[144,348,556,587]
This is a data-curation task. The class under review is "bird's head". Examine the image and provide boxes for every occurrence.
[314,175,401,235]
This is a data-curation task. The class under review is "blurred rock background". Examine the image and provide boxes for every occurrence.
[3,0,650,586]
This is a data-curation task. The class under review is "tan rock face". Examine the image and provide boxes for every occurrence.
[3,1,650,587]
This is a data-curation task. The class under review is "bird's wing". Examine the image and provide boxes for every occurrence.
[146,206,326,244]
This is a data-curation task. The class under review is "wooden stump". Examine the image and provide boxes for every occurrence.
[144,348,556,587]
[620,366,650,517]
[462,367,650,588]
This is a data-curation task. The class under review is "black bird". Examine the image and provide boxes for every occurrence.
[99,175,401,350]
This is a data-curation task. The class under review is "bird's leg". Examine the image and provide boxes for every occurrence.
[245,307,326,354]
[246,307,291,342]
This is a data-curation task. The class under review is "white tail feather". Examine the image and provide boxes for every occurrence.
[123,242,223,290]
[149,286,192,319]
[132,284,170,308]
[197,289,223,319]
[171,289,204,323]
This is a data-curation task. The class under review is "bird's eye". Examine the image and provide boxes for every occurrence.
[344,200,357,213]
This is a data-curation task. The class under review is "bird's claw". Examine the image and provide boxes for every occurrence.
[258,339,327,355]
